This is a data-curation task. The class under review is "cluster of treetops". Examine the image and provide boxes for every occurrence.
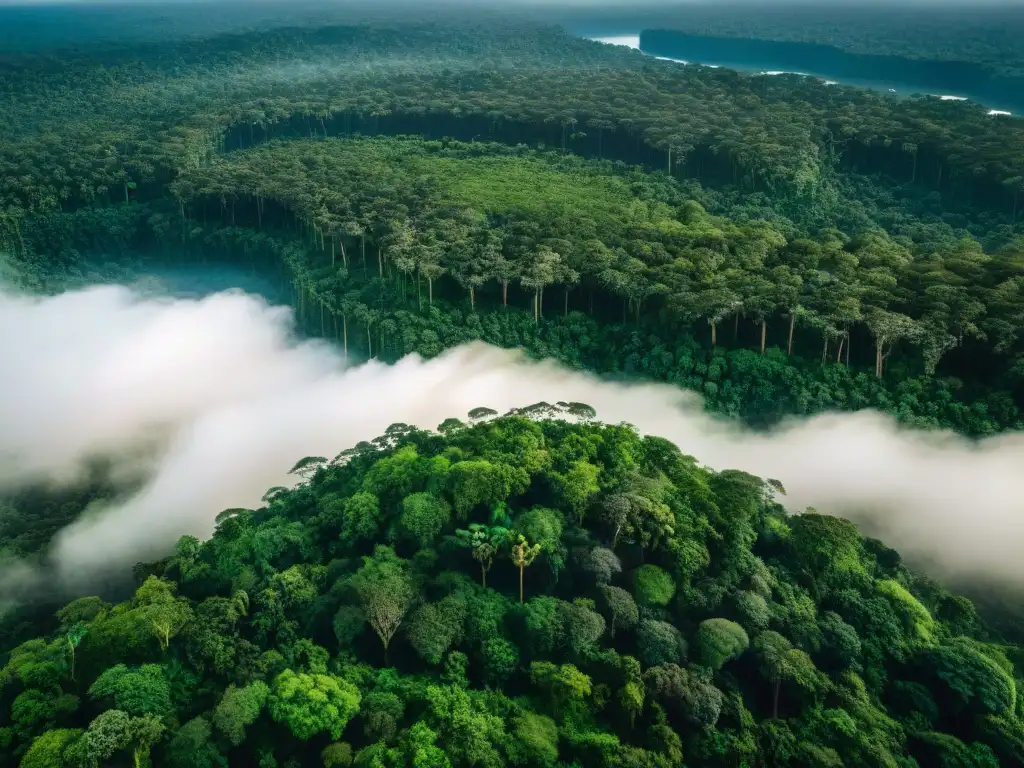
[2,411,1022,768]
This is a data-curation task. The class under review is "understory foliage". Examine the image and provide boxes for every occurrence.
[2,413,1022,767]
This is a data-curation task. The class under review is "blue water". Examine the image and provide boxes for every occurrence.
[587,34,1015,117]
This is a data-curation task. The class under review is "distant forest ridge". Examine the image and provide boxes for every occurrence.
[4,1,1024,73]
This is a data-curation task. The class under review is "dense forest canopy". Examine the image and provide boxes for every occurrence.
[1,18,1024,218]
[3,5,1024,766]
[4,414,1024,768]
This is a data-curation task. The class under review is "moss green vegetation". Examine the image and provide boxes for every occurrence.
[3,414,1022,767]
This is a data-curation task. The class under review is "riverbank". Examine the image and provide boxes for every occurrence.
[587,33,1018,117]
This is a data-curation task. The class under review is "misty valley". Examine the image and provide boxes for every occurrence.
[2,2,1024,767]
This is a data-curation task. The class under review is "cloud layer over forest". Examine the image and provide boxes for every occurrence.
[1,283,1022,598]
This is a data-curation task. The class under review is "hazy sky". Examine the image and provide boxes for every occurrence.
[0,1,1016,7]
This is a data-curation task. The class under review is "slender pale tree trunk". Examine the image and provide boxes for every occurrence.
[787,312,796,355]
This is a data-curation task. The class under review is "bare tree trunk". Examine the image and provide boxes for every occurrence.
[760,320,767,354]
[470,285,475,310]
[773,678,781,719]
[787,312,796,355]
[711,321,717,346]
[519,565,525,603]
[502,280,508,307]
[343,314,348,360]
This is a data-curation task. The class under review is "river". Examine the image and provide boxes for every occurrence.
[588,34,1015,117]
